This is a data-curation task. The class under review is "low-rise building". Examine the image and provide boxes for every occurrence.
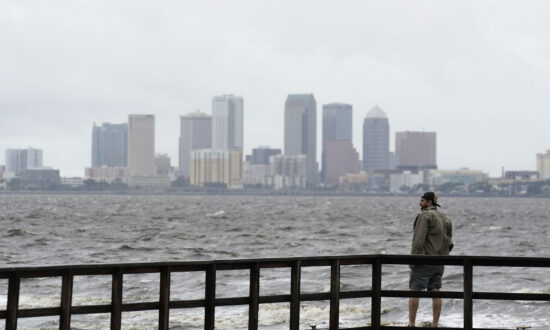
[243,162,271,186]
[85,167,128,183]
[390,171,424,193]
[426,169,486,186]
[20,168,60,190]
[269,154,307,189]
[339,172,368,192]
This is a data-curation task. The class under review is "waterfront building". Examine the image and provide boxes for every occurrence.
[91,123,127,168]
[0,165,4,180]
[537,150,550,179]
[127,115,156,177]
[339,172,368,192]
[269,154,307,189]
[242,161,271,186]
[250,147,281,165]
[179,112,212,177]
[155,154,172,176]
[395,131,437,170]
[212,95,244,151]
[5,147,43,176]
[322,103,353,182]
[85,166,128,183]
[190,149,242,188]
[20,168,60,190]
[284,94,318,185]
[324,140,360,186]
[425,168,486,186]
[503,171,539,180]
[362,105,390,171]
[390,171,424,193]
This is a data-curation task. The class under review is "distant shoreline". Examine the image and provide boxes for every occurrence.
[1,189,549,198]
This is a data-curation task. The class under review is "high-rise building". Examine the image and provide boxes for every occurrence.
[212,95,244,151]
[537,150,550,179]
[5,147,43,175]
[322,103,353,182]
[179,112,212,177]
[362,105,390,170]
[91,123,128,168]
[190,149,242,188]
[324,140,360,186]
[127,115,156,177]
[250,147,281,165]
[395,131,437,170]
[284,94,318,184]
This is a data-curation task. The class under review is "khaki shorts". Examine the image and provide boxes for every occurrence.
[409,265,444,290]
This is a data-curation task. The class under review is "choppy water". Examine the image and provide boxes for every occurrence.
[1,194,549,329]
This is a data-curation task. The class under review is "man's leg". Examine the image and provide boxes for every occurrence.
[429,288,441,327]
[408,291,420,327]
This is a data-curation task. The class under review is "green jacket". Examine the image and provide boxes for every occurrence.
[411,206,453,256]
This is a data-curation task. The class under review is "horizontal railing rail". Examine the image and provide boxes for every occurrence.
[1,254,549,330]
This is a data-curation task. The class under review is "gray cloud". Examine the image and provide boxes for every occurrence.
[1,0,549,176]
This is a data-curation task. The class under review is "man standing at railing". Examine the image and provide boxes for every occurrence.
[408,192,453,328]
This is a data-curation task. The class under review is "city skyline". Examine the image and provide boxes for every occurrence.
[2,1,550,177]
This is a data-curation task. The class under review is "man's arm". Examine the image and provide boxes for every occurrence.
[411,214,429,255]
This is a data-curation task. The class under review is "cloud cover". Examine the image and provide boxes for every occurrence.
[1,0,549,176]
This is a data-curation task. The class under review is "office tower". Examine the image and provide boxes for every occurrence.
[395,131,437,170]
[179,112,212,177]
[284,94,317,184]
[250,147,281,165]
[537,150,550,179]
[5,147,43,175]
[324,140,360,186]
[190,149,242,188]
[211,95,244,151]
[322,103,353,182]
[91,123,128,167]
[127,114,156,177]
[362,105,390,170]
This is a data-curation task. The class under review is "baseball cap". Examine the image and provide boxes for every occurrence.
[421,191,441,207]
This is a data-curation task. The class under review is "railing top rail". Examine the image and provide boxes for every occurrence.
[1,254,549,276]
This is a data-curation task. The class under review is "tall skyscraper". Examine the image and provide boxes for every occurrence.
[362,105,390,170]
[211,95,244,151]
[395,131,437,170]
[322,103,353,182]
[179,112,212,177]
[284,94,317,184]
[91,123,128,168]
[127,114,156,177]
[5,147,43,175]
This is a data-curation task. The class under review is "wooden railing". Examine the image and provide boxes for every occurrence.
[1,254,550,329]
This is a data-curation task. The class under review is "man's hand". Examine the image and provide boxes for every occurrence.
[409,264,415,269]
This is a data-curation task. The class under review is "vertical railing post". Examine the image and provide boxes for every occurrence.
[329,259,340,329]
[249,262,260,330]
[205,263,216,329]
[159,266,170,330]
[60,270,74,330]
[290,260,301,330]
[464,259,473,330]
[371,257,382,329]
[6,272,20,330]
[111,268,123,330]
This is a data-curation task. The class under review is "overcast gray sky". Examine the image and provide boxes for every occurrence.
[1,0,549,177]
